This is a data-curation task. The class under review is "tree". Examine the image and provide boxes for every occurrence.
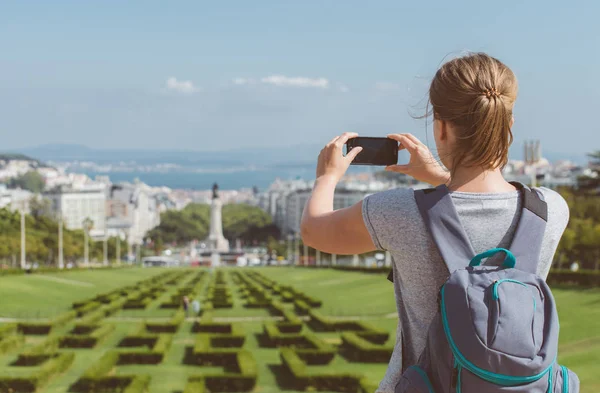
[578,150,600,192]
[147,203,278,246]
[8,171,45,193]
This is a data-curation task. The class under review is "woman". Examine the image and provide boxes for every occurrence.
[300,53,569,392]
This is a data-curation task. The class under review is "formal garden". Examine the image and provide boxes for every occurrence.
[0,267,598,393]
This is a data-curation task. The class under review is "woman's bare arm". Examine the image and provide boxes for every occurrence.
[301,175,376,255]
[300,132,377,255]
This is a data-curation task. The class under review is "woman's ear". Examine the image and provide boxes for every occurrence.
[439,120,448,141]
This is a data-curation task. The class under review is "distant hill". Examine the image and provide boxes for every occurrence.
[0,153,45,166]
[10,143,327,167]
[8,143,586,167]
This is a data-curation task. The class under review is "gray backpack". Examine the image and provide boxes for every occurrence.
[394,182,580,393]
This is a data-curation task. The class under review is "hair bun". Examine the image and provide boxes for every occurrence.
[484,87,500,99]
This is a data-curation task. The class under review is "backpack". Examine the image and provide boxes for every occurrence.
[392,182,580,393]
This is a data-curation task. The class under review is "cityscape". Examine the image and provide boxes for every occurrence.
[0,140,596,269]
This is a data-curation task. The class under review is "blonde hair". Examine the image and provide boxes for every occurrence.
[428,52,518,172]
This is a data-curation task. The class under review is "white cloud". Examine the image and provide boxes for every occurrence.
[259,75,329,89]
[375,82,401,91]
[166,77,199,93]
[338,84,350,93]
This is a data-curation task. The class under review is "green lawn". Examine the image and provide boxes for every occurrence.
[0,267,598,392]
[0,268,165,319]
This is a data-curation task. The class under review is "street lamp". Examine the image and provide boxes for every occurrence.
[82,218,94,266]
[19,200,26,269]
[57,213,64,269]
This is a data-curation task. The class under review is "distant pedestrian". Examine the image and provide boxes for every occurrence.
[191,300,201,316]
[182,296,190,317]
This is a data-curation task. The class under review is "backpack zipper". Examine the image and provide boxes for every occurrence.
[440,284,554,386]
[451,361,463,393]
[561,365,569,393]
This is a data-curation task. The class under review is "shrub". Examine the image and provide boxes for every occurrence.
[59,324,114,349]
[340,332,393,363]
[547,269,600,287]
[183,380,206,393]
[294,300,311,315]
[0,352,75,393]
[280,348,360,393]
[145,309,185,333]
[17,311,76,335]
[261,324,335,364]
[73,301,101,317]
[185,350,258,392]
[0,324,17,338]
[115,334,172,364]
[0,334,24,354]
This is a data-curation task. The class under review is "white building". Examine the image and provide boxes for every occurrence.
[0,184,34,213]
[107,182,161,245]
[0,159,36,181]
[45,184,107,238]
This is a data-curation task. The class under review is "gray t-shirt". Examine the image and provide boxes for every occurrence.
[361,187,569,393]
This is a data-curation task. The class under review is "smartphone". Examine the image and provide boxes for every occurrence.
[346,137,398,166]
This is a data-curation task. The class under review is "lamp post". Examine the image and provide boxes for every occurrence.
[82,218,93,266]
[115,231,121,265]
[287,234,293,264]
[58,214,64,269]
[294,232,300,266]
[103,233,108,266]
[20,201,26,269]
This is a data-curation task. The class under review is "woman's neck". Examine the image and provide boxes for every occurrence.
[447,167,516,193]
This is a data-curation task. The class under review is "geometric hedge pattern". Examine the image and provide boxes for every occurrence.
[0,269,393,393]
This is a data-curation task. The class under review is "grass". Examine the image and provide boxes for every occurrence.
[0,267,598,392]
[0,267,165,319]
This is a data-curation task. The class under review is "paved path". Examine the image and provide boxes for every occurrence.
[29,275,95,287]
[1,312,398,324]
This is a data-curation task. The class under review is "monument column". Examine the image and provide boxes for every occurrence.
[205,183,230,260]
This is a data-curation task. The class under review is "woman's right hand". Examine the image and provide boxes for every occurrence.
[386,133,450,186]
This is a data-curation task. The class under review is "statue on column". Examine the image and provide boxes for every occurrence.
[212,183,219,199]
[204,182,229,255]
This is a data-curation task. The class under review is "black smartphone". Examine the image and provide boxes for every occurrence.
[346,137,398,166]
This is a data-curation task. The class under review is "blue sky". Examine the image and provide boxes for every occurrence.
[1,1,598,160]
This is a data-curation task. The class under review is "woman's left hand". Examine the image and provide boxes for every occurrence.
[316,133,363,182]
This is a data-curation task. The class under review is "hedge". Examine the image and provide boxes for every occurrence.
[191,319,241,334]
[0,334,24,354]
[547,269,600,287]
[73,301,102,317]
[0,324,16,337]
[59,324,114,348]
[279,348,360,393]
[183,380,206,393]
[294,300,311,315]
[145,309,185,333]
[116,333,173,364]
[261,323,335,364]
[0,352,75,393]
[17,310,76,335]
[70,351,151,393]
[340,332,393,363]
[308,310,389,342]
[184,350,257,392]
[0,265,133,277]
[301,264,600,288]
[0,324,22,354]
[70,376,150,393]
